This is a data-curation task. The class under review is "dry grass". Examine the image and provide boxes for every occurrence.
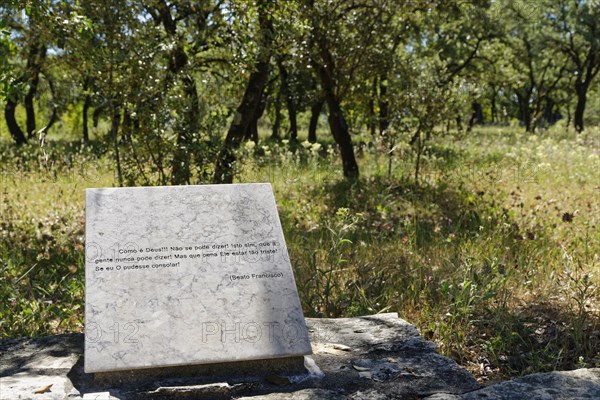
[0,125,598,382]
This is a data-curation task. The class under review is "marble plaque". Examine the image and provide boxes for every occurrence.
[84,183,311,373]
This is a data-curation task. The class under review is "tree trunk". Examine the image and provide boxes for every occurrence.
[122,108,132,143]
[574,80,588,133]
[4,99,27,145]
[517,92,533,132]
[171,131,191,185]
[24,87,37,138]
[319,69,358,178]
[171,75,198,185]
[315,43,359,179]
[542,97,558,125]
[308,98,323,143]
[523,110,533,132]
[369,77,377,137]
[246,87,267,143]
[82,76,92,143]
[148,1,199,184]
[213,61,271,183]
[414,131,423,184]
[378,75,389,135]
[36,75,58,146]
[468,101,484,131]
[326,100,359,178]
[244,110,259,144]
[83,92,91,143]
[110,105,124,186]
[305,0,359,178]
[93,105,104,128]
[4,42,47,145]
[249,118,259,143]
[213,1,273,184]
[277,59,297,141]
[490,90,497,124]
[271,88,282,140]
[109,106,121,140]
[287,95,298,142]
[24,44,47,139]
[455,116,463,133]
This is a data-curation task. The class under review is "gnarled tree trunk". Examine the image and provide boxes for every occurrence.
[245,87,268,144]
[378,75,389,135]
[516,91,534,132]
[271,87,282,140]
[24,44,47,139]
[308,98,323,143]
[82,94,91,143]
[316,45,359,179]
[171,73,199,185]
[4,99,27,145]
[213,0,273,184]
[468,101,484,131]
[277,59,297,141]
[574,80,589,133]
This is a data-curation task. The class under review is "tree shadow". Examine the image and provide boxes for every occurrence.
[298,174,490,247]
[0,333,83,378]
[471,301,600,379]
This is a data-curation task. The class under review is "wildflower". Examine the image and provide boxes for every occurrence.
[335,208,350,219]
[245,141,256,150]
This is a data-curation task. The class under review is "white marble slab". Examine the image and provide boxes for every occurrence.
[84,183,311,373]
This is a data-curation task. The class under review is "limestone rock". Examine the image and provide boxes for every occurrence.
[5,313,597,399]
[0,313,475,399]
[462,368,599,400]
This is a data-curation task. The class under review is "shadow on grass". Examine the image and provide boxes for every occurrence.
[303,175,489,247]
[278,173,514,320]
[277,173,600,380]
[471,301,600,379]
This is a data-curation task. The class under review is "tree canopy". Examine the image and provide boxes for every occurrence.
[1,0,598,181]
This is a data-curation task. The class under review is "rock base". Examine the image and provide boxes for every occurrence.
[1,313,597,399]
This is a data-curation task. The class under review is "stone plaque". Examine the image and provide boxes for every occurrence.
[84,183,311,373]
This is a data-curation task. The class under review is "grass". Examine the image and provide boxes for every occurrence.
[0,124,598,383]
